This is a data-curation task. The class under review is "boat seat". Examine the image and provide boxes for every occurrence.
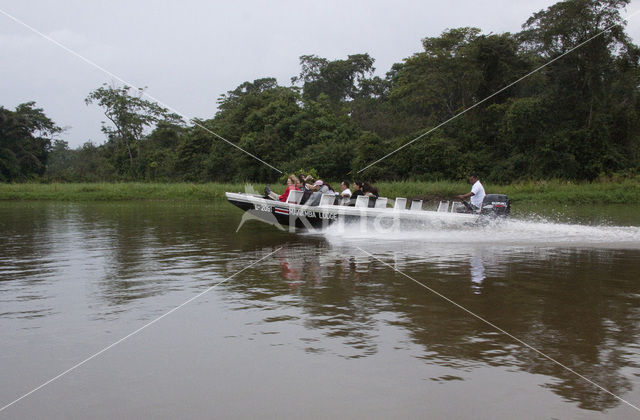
[355,195,369,208]
[437,200,450,212]
[451,202,466,213]
[374,197,388,208]
[319,194,336,206]
[286,190,303,204]
[410,199,423,211]
[393,197,407,210]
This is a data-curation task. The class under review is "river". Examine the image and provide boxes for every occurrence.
[1,201,640,419]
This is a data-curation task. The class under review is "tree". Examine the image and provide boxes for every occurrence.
[141,121,185,181]
[73,141,115,181]
[45,140,76,181]
[85,84,183,176]
[519,0,639,178]
[0,102,61,181]
[203,79,304,181]
[292,54,376,105]
[391,28,483,118]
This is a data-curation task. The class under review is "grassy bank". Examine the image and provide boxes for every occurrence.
[0,180,638,204]
[0,182,247,201]
[377,179,640,204]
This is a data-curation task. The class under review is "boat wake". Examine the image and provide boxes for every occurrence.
[318,217,640,249]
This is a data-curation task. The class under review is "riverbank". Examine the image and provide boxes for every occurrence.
[0,180,638,203]
[377,179,640,204]
[0,183,243,201]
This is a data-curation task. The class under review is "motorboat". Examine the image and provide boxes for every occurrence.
[226,189,510,232]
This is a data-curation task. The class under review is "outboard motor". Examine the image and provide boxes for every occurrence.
[480,194,510,217]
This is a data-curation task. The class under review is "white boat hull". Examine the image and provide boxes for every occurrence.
[226,192,479,232]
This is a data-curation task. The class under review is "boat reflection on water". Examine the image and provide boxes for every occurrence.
[469,252,486,294]
[259,239,639,411]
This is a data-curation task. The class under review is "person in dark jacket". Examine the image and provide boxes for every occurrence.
[345,181,365,206]
[351,181,365,199]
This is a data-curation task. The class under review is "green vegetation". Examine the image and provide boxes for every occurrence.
[373,179,640,203]
[0,183,245,201]
[0,102,61,181]
[1,1,639,186]
[1,180,638,204]
[499,178,640,203]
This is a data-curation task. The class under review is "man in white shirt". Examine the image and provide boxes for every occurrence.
[339,181,352,198]
[457,174,485,210]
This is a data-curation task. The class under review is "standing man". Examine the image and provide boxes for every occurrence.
[457,173,485,211]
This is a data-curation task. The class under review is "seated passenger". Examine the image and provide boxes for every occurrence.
[297,175,315,204]
[280,174,301,202]
[324,182,337,195]
[265,174,300,202]
[298,174,311,191]
[346,181,365,206]
[363,182,379,198]
[307,180,329,206]
[339,181,352,198]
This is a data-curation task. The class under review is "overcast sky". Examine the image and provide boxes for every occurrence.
[2,0,639,148]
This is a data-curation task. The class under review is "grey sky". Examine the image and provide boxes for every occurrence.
[1,0,639,148]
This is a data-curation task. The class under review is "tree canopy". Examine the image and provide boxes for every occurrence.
[3,0,639,184]
[0,102,61,181]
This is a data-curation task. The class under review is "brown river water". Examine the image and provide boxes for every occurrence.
[1,201,640,419]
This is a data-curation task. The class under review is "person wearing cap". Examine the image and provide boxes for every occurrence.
[456,173,485,211]
[306,180,329,206]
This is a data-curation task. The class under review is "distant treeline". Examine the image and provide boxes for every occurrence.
[1,0,639,184]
